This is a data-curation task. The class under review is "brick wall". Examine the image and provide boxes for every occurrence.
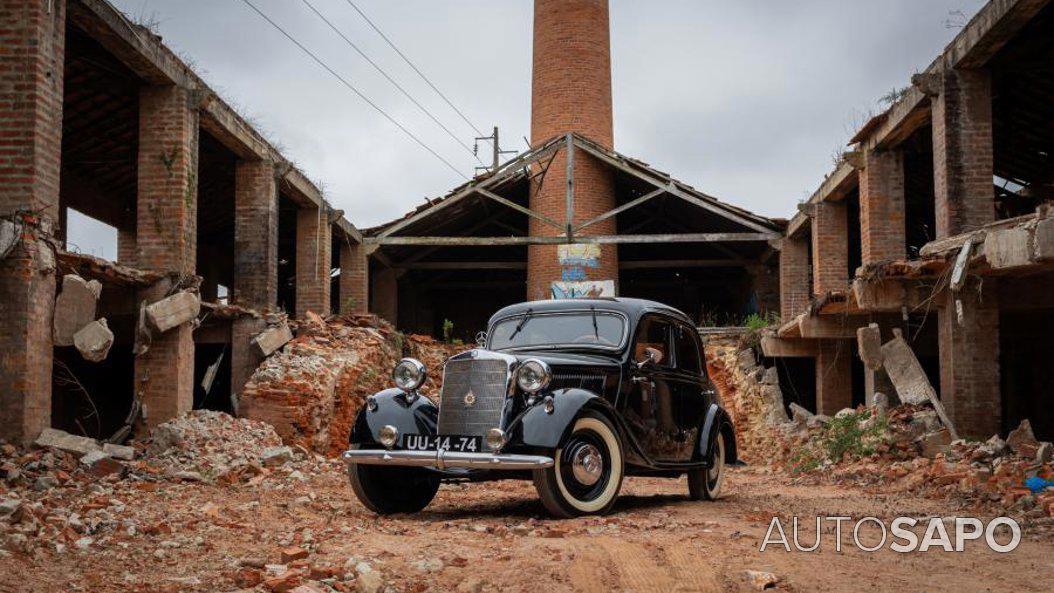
[779,236,810,320]
[233,159,277,309]
[372,268,398,324]
[938,280,1000,438]
[860,149,906,264]
[338,240,368,314]
[295,206,331,318]
[810,201,849,295]
[932,68,995,238]
[0,0,65,443]
[134,85,198,430]
[815,340,853,415]
[117,228,137,266]
[527,0,617,300]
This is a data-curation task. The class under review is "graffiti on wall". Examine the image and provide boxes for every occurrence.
[552,244,615,298]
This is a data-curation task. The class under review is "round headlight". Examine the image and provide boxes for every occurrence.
[392,358,427,391]
[516,359,552,394]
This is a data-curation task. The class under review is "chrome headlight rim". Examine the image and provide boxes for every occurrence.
[516,358,552,394]
[392,357,427,392]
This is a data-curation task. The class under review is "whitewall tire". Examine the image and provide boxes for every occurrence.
[533,413,624,518]
[688,432,725,501]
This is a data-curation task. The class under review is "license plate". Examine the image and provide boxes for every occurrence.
[403,434,481,453]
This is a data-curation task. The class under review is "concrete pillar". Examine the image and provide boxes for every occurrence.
[779,236,810,320]
[938,281,1000,438]
[134,85,199,429]
[233,160,277,309]
[372,268,399,325]
[810,201,849,295]
[0,0,65,443]
[864,368,896,405]
[338,241,369,314]
[816,340,853,415]
[860,148,906,264]
[932,68,995,239]
[527,0,618,300]
[295,205,331,318]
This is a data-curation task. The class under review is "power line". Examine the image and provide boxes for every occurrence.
[342,0,491,146]
[238,0,468,180]
[299,0,480,162]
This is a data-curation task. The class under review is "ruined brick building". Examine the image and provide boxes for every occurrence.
[2,0,1051,448]
[1,0,369,444]
[763,0,1054,441]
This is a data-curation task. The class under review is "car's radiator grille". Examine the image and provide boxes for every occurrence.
[437,359,509,437]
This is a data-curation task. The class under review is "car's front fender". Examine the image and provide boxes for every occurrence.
[507,388,627,450]
[349,388,438,447]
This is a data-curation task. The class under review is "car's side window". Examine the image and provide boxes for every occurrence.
[673,324,701,374]
[634,316,671,367]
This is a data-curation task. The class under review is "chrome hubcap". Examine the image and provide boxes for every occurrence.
[571,444,603,486]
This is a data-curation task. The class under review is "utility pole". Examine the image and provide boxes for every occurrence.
[474,126,516,174]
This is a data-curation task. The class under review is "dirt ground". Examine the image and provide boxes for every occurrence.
[2,463,1052,593]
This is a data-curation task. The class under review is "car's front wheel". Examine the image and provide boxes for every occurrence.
[533,412,624,518]
[687,432,726,500]
[347,450,440,514]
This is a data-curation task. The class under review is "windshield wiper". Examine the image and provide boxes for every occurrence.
[508,308,533,341]
[590,306,599,339]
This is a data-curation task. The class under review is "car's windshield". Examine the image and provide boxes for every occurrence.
[488,311,626,350]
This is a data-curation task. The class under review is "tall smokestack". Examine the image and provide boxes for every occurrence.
[527,0,618,300]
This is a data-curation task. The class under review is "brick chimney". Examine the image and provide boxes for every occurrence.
[526,0,618,300]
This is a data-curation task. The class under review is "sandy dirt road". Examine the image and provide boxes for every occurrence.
[2,465,1052,593]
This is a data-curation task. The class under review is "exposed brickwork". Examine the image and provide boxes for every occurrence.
[527,0,617,300]
[338,241,368,314]
[815,340,853,415]
[932,68,995,238]
[135,85,198,430]
[0,0,65,223]
[233,159,277,310]
[859,149,906,264]
[0,0,65,444]
[938,281,1000,438]
[779,236,810,320]
[810,201,849,295]
[231,317,266,399]
[295,206,331,318]
[117,229,136,266]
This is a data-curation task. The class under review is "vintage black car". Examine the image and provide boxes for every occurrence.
[342,297,737,518]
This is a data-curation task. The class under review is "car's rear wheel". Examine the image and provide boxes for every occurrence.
[533,412,624,518]
[687,432,725,500]
[347,449,440,514]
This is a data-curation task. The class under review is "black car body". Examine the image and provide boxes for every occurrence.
[343,297,737,517]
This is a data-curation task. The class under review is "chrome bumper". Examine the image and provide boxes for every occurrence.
[341,448,554,471]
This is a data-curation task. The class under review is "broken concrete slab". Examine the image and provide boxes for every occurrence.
[788,402,813,425]
[983,226,1031,270]
[1033,217,1054,262]
[72,318,113,362]
[102,442,135,461]
[145,291,201,333]
[856,323,883,370]
[34,428,101,456]
[880,330,958,440]
[1036,442,1053,464]
[252,323,293,358]
[53,274,102,346]
[917,428,952,458]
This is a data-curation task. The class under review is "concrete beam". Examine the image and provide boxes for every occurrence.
[760,335,818,358]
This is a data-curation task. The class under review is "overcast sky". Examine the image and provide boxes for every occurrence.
[70,0,985,258]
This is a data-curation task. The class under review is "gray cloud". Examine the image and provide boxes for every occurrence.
[98,0,984,228]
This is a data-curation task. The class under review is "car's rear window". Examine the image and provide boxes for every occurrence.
[489,311,626,350]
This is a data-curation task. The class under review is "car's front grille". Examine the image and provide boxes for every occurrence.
[437,358,509,438]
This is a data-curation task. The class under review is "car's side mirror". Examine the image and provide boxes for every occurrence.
[636,347,663,369]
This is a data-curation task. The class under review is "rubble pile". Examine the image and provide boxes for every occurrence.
[704,336,789,464]
[145,410,285,482]
[711,339,1054,528]
[241,313,462,457]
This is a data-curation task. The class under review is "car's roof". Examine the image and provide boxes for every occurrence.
[488,297,693,327]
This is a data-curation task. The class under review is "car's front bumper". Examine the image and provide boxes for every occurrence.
[342,448,554,471]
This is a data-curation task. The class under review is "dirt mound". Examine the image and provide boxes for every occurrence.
[240,313,462,457]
